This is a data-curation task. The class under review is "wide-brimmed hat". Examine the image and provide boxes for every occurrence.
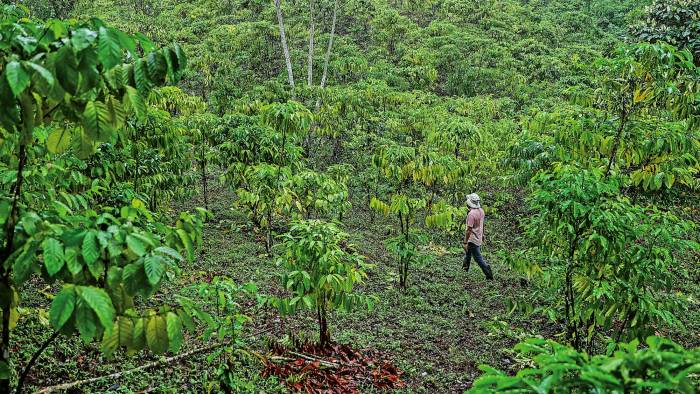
[466,193,481,209]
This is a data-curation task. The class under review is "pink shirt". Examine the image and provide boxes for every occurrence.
[466,208,485,246]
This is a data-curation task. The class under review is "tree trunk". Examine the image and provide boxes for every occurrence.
[317,301,330,348]
[1,143,28,392]
[307,0,315,87]
[275,0,295,90]
[15,331,61,394]
[0,303,10,393]
[314,0,339,112]
[605,106,628,178]
[200,142,208,211]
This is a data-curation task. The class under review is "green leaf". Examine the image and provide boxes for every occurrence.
[98,27,122,70]
[123,262,149,296]
[82,230,100,265]
[77,286,115,332]
[135,32,155,53]
[26,62,55,88]
[172,44,187,73]
[42,237,65,276]
[175,229,194,261]
[146,51,166,82]
[82,101,114,142]
[115,30,137,56]
[65,247,82,275]
[54,45,79,94]
[126,233,151,257]
[101,322,119,358]
[133,59,152,95]
[124,86,147,123]
[146,315,168,355]
[71,28,97,51]
[118,317,134,347]
[46,128,72,154]
[12,243,38,284]
[131,317,146,352]
[144,255,165,285]
[166,312,183,352]
[75,302,98,342]
[154,246,183,263]
[6,60,30,96]
[49,285,75,330]
[85,256,104,281]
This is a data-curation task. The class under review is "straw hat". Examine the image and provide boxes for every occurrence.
[466,193,481,209]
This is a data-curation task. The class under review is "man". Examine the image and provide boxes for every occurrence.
[463,193,494,280]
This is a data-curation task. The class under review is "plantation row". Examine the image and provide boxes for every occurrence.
[1,1,699,392]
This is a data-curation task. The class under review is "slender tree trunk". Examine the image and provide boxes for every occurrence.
[605,106,628,178]
[307,0,315,87]
[0,303,10,393]
[1,143,28,392]
[305,0,339,156]
[566,230,582,350]
[317,298,329,348]
[275,0,295,90]
[314,0,339,112]
[200,141,208,211]
[15,331,61,394]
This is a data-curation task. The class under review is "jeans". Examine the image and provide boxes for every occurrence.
[463,242,493,280]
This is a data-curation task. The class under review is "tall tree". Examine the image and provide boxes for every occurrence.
[315,0,339,111]
[307,0,315,86]
[275,0,295,89]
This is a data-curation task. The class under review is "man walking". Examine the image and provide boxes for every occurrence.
[463,193,493,280]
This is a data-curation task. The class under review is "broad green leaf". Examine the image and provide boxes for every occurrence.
[82,230,100,265]
[98,26,121,70]
[42,237,65,276]
[118,316,134,347]
[124,86,147,122]
[6,60,30,96]
[133,59,152,95]
[71,28,97,51]
[144,255,165,285]
[175,229,194,261]
[54,45,79,94]
[115,29,136,56]
[126,233,150,257]
[49,285,75,330]
[85,256,104,281]
[75,303,98,342]
[26,62,55,88]
[172,44,187,73]
[46,128,72,153]
[65,247,82,275]
[77,286,115,332]
[131,318,146,352]
[154,246,183,263]
[13,243,38,284]
[146,315,168,355]
[82,101,114,142]
[123,262,150,296]
[101,322,119,358]
[146,51,166,82]
[166,312,183,352]
[135,32,155,53]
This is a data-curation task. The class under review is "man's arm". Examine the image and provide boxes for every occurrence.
[464,226,471,250]
[464,211,474,249]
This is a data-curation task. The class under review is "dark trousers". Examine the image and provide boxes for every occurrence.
[463,242,493,279]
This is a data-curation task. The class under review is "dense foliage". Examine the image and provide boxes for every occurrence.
[1,0,699,392]
[469,336,700,393]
